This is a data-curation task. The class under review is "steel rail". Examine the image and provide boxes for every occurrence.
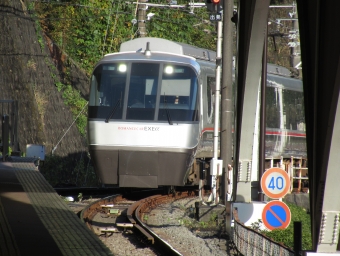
[129,191,197,256]
[80,194,123,230]
[81,190,198,255]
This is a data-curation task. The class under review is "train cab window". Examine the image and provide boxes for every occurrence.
[89,62,199,122]
[126,63,159,121]
[158,64,198,122]
[89,64,127,119]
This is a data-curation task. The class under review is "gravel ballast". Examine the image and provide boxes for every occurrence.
[90,196,238,256]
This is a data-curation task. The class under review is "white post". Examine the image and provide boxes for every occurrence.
[209,20,223,204]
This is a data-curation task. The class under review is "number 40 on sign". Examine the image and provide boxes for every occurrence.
[260,167,290,199]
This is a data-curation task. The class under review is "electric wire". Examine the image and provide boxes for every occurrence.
[52,101,88,155]
[32,0,214,26]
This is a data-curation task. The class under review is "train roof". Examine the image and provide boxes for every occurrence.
[267,73,303,92]
[119,37,216,63]
[118,38,296,76]
[99,51,202,73]
[267,63,292,77]
[267,64,302,92]
[108,38,302,91]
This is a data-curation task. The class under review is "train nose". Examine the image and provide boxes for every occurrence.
[118,150,192,188]
[91,147,194,188]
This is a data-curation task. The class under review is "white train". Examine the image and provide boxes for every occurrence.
[87,37,305,188]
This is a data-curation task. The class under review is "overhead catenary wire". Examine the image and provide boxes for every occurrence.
[51,101,88,155]
[33,1,218,57]
[32,0,213,26]
[32,7,216,42]
[33,1,217,44]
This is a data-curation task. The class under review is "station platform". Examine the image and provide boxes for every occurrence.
[0,156,113,256]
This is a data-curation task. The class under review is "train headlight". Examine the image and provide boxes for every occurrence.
[118,64,127,72]
[164,66,174,74]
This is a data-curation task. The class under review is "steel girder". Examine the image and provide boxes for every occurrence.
[233,0,270,202]
[297,0,340,252]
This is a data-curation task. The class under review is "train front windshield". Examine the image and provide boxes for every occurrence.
[89,62,199,122]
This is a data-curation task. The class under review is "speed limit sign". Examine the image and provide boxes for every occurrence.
[260,167,290,199]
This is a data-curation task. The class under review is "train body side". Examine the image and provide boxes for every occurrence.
[196,63,307,160]
[265,68,306,158]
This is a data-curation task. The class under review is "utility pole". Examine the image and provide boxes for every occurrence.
[289,2,300,73]
[221,0,235,235]
[138,0,147,37]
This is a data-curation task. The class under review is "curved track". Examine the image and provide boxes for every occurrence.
[81,190,197,255]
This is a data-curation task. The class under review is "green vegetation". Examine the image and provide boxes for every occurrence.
[78,193,83,202]
[34,0,217,75]
[39,155,99,187]
[252,203,312,250]
[55,82,88,137]
[178,206,223,230]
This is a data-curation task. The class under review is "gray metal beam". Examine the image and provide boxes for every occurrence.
[233,0,270,202]
[297,0,340,252]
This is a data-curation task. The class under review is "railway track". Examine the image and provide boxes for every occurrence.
[81,190,198,255]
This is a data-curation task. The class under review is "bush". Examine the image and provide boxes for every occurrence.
[39,154,99,187]
[261,202,312,250]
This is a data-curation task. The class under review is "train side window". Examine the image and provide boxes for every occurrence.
[266,87,280,129]
[283,89,305,131]
[207,76,215,123]
[266,86,305,131]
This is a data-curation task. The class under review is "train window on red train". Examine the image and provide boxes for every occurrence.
[266,86,305,131]
[207,76,215,123]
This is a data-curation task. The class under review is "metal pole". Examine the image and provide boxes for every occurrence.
[294,221,302,255]
[211,20,223,204]
[290,2,300,70]
[221,0,234,235]
[258,23,268,201]
[13,100,19,152]
[199,160,206,200]
[2,115,9,161]
[138,0,147,37]
[221,0,235,203]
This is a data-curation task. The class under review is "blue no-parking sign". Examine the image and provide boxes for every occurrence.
[262,200,291,230]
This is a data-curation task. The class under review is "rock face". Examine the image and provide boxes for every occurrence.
[0,0,89,157]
